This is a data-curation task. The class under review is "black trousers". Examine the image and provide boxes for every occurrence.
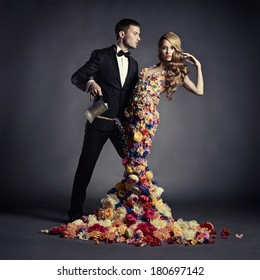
[68,123,124,216]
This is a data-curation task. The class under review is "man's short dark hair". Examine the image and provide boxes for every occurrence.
[115,18,140,39]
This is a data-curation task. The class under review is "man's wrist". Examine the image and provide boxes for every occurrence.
[86,79,94,93]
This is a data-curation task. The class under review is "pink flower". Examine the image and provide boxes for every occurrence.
[135,222,156,236]
[49,225,67,235]
[87,224,108,233]
[200,222,214,232]
[144,209,156,220]
[122,158,128,166]
[125,213,137,225]
[235,233,244,239]
[139,195,149,202]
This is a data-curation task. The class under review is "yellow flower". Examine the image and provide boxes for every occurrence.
[155,198,163,209]
[134,165,145,173]
[146,170,153,179]
[109,226,118,233]
[151,196,158,206]
[172,226,183,236]
[150,217,168,229]
[134,131,143,142]
[104,208,114,219]
[126,164,134,174]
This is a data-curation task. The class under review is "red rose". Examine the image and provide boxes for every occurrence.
[139,195,149,202]
[126,213,137,225]
[200,222,214,232]
[144,209,156,219]
[87,224,108,233]
[49,225,67,235]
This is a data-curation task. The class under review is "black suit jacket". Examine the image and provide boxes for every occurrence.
[71,45,138,130]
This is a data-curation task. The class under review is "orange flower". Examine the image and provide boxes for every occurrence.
[103,231,117,242]
[153,228,171,241]
[190,240,198,245]
[62,224,78,239]
[117,225,127,235]
[104,208,114,219]
[89,230,104,240]
[112,219,124,227]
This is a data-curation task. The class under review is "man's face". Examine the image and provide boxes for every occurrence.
[123,25,141,49]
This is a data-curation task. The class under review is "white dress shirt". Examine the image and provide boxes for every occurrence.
[86,44,129,93]
[115,45,129,87]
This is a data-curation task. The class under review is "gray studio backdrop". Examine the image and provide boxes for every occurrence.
[2,0,259,210]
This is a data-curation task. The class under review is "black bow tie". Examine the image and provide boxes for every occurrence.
[117,50,130,57]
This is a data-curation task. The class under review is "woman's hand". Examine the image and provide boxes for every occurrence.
[183,52,201,67]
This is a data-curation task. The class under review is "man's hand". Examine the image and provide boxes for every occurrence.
[89,81,103,97]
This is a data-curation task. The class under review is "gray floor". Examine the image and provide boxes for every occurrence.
[0,194,259,260]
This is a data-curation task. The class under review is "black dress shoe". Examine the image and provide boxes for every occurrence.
[67,210,83,223]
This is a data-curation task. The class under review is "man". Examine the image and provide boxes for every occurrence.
[68,19,141,222]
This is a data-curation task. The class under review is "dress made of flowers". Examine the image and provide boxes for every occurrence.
[42,65,216,246]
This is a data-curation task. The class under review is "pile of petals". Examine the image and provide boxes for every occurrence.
[41,66,227,246]
[41,218,217,246]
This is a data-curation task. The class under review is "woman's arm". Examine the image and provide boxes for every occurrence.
[182,53,204,96]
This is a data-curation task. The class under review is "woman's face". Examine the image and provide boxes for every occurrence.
[159,39,175,62]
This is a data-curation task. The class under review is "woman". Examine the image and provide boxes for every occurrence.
[43,32,215,246]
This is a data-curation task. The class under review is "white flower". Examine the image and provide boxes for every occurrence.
[87,214,98,226]
[187,220,199,229]
[183,228,197,240]
[78,231,90,240]
[150,217,168,229]
[157,203,172,218]
[175,219,199,230]
[133,201,144,215]
[72,219,84,226]
[97,219,112,227]
[101,193,120,209]
[114,206,127,220]
[149,185,164,198]
[129,174,139,183]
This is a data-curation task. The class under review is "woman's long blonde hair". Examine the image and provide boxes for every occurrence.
[158,32,188,99]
